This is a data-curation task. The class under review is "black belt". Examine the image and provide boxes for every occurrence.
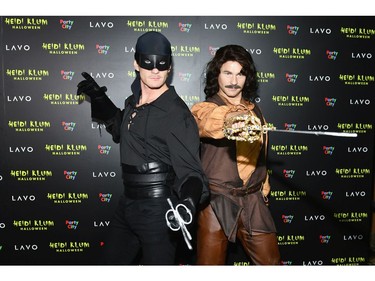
[122,162,175,199]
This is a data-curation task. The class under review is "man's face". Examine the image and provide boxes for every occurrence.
[134,56,171,90]
[218,60,246,102]
[137,54,171,71]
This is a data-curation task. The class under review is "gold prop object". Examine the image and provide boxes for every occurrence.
[223,113,357,142]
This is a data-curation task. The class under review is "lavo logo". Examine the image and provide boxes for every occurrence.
[14,244,38,251]
[92,171,116,178]
[89,21,114,28]
[304,215,325,221]
[11,195,36,201]
[5,44,31,51]
[9,146,34,153]
[351,52,372,59]
[306,170,327,176]
[204,23,228,30]
[302,260,324,265]
[7,95,32,102]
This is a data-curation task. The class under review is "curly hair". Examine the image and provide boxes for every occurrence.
[204,45,259,102]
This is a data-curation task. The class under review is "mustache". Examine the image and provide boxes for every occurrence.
[225,85,241,89]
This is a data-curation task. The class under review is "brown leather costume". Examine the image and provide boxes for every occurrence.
[191,94,280,265]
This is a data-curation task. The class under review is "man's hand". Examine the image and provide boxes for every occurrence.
[77,72,107,99]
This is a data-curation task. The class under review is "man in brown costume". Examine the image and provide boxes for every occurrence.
[191,45,280,265]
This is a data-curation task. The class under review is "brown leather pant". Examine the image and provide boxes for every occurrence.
[196,204,281,265]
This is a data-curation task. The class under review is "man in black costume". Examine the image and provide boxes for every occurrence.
[77,31,208,265]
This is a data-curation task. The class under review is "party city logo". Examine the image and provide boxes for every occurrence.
[257,72,275,83]
[178,72,192,82]
[42,42,85,55]
[179,22,192,32]
[284,123,297,130]
[335,167,371,179]
[45,144,88,156]
[333,212,368,222]
[277,234,305,246]
[270,189,306,201]
[43,92,85,105]
[325,97,336,107]
[339,73,374,86]
[331,256,366,265]
[323,146,335,155]
[319,235,331,244]
[281,261,293,265]
[337,122,372,134]
[281,214,294,223]
[208,46,220,56]
[270,144,308,156]
[13,220,54,231]
[98,145,111,155]
[283,169,295,179]
[47,192,89,204]
[10,170,52,181]
[4,17,48,30]
[237,21,277,34]
[326,50,338,60]
[6,68,49,81]
[272,95,310,107]
[61,121,76,131]
[60,19,74,30]
[96,44,110,55]
[171,45,200,57]
[64,171,77,180]
[127,19,168,32]
[50,241,90,253]
[66,220,79,230]
[61,70,74,80]
[8,120,50,132]
[321,191,333,200]
[99,193,113,203]
[287,25,299,35]
[340,26,375,39]
[273,47,312,59]
[286,73,298,83]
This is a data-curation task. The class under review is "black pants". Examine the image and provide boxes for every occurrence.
[104,195,178,265]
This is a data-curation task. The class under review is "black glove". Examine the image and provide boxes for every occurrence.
[77,72,118,122]
[166,177,203,229]
[77,72,107,100]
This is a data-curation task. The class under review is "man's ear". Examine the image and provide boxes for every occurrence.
[134,60,140,71]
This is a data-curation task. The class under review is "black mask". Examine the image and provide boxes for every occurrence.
[137,54,171,71]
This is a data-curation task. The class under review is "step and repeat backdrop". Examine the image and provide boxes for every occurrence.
[0,16,374,265]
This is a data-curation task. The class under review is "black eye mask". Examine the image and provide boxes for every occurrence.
[138,54,171,71]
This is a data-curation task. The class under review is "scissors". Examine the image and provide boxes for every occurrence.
[165,198,193,250]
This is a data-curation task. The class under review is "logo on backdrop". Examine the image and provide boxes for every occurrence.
[270,144,309,156]
[237,21,277,35]
[61,121,76,131]
[42,42,85,55]
[339,73,375,85]
[337,122,373,134]
[351,52,372,59]
[50,241,90,253]
[9,146,34,153]
[66,220,79,230]
[326,50,339,60]
[60,19,74,30]
[285,73,298,83]
[47,193,89,204]
[127,19,168,32]
[96,44,110,55]
[11,194,36,202]
[325,97,337,107]
[45,144,87,156]
[281,214,294,223]
[257,72,275,83]
[321,191,333,200]
[286,25,299,35]
[4,17,48,30]
[340,26,375,39]
[6,68,49,81]
[44,92,85,105]
[13,220,55,231]
[331,256,366,265]
[272,95,310,107]
[89,21,114,28]
[349,98,371,105]
[270,189,306,201]
[171,45,200,57]
[5,44,31,52]
[99,193,112,203]
[179,22,192,33]
[98,145,111,155]
[8,120,50,132]
[273,47,312,59]
[323,146,335,155]
[7,95,32,103]
[333,212,368,222]
[309,27,332,34]
[64,171,77,180]
[319,235,331,243]
[335,167,371,179]
[277,234,305,246]
[10,170,52,181]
